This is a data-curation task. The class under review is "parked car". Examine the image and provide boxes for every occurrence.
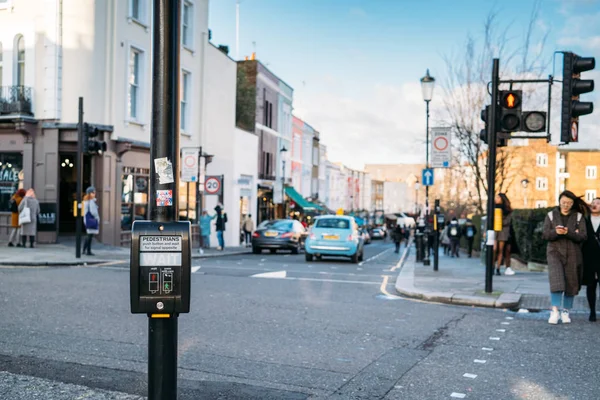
[370,228,385,240]
[252,219,307,254]
[360,228,371,244]
[304,215,364,263]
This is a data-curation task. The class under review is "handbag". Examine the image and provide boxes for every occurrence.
[18,200,31,225]
[85,211,99,230]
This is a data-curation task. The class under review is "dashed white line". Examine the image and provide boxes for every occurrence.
[496,329,506,333]
[482,347,494,351]
[505,316,514,320]
[450,393,466,399]
[463,373,477,379]
[474,359,487,364]
[489,337,500,341]
[501,322,510,325]
[251,270,287,279]
[359,247,394,266]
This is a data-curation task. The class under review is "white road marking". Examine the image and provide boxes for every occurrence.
[284,255,290,257]
[501,322,510,325]
[191,266,201,273]
[451,393,466,399]
[359,247,394,266]
[489,337,500,341]
[505,317,514,320]
[251,270,287,279]
[281,276,381,285]
[482,347,494,351]
[357,267,363,271]
[463,373,477,379]
[474,359,486,364]
[379,275,402,299]
[496,329,506,332]
[261,259,266,262]
[391,238,413,271]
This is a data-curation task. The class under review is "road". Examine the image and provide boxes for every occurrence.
[1,241,599,399]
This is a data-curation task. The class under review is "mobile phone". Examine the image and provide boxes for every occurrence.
[556,225,565,229]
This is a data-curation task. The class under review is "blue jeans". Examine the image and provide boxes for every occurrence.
[217,231,224,249]
[551,291,574,310]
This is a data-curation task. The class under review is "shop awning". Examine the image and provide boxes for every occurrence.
[285,187,321,211]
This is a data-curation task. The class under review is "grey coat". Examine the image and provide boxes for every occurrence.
[542,208,586,296]
[18,196,40,237]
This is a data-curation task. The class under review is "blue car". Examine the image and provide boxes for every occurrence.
[304,215,364,263]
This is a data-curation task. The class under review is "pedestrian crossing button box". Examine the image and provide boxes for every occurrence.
[130,221,192,314]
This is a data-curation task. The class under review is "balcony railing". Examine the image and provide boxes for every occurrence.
[0,86,33,116]
[259,173,276,181]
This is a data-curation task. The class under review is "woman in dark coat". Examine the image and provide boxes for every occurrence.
[582,197,600,322]
[542,191,588,325]
[494,193,515,276]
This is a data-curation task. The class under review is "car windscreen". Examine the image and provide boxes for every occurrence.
[315,218,350,229]
[264,221,294,231]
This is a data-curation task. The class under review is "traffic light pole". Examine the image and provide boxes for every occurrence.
[75,97,83,259]
[485,58,500,294]
[423,99,431,267]
[148,1,182,399]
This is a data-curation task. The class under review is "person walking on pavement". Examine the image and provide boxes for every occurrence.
[215,203,228,250]
[8,188,26,247]
[393,224,403,253]
[542,190,588,325]
[82,186,100,256]
[243,214,254,248]
[199,209,216,249]
[440,221,451,255]
[582,197,600,322]
[462,218,478,258]
[18,188,40,248]
[494,193,515,276]
[448,218,461,257]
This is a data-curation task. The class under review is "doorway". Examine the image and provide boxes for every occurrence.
[58,153,91,234]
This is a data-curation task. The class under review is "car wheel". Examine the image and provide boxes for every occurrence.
[351,251,360,264]
[270,249,277,254]
[305,253,313,262]
[252,246,261,254]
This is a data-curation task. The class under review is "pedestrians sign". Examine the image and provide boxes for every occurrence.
[204,176,222,195]
[422,168,434,186]
[181,148,199,182]
[431,127,452,168]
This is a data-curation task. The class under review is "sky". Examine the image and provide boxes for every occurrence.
[209,0,600,169]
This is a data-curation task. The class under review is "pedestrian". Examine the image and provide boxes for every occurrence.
[82,186,100,256]
[542,190,588,325]
[448,218,461,257]
[18,188,40,248]
[440,221,451,255]
[7,188,26,247]
[582,197,600,322]
[243,214,254,247]
[393,224,403,253]
[462,218,478,258]
[199,209,216,249]
[494,193,515,276]
[215,203,228,250]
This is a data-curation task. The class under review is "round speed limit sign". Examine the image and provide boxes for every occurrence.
[205,177,221,195]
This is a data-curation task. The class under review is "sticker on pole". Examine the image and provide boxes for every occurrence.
[154,157,175,184]
[156,190,173,206]
[431,127,452,168]
[204,176,222,196]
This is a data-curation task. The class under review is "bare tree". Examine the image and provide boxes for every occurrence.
[441,1,550,213]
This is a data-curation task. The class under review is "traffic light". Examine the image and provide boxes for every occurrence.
[83,123,107,155]
[561,52,595,143]
[498,90,522,133]
[480,106,490,145]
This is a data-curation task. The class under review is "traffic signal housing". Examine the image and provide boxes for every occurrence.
[480,106,490,145]
[83,123,107,155]
[561,52,595,143]
[499,90,522,133]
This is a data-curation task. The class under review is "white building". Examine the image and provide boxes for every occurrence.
[362,173,372,212]
[383,181,409,214]
[301,123,314,198]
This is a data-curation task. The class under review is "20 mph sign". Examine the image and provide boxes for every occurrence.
[431,127,452,168]
[204,176,222,196]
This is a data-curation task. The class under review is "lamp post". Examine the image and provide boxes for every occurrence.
[280,146,288,218]
[521,178,529,208]
[420,69,435,267]
[414,183,420,214]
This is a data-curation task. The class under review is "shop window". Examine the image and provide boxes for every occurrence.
[0,153,23,212]
[121,167,149,230]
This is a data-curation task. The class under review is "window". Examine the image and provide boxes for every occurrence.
[535,200,548,209]
[0,153,24,212]
[312,147,319,166]
[263,100,273,128]
[316,218,350,229]
[0,42,3,88]
[536,153,548,167]
[16,35,24,86]
[586,190,597,203]
[128,47,143,121]
[586,166,597,179]
[180,70,190,132]
[121,167,150,231]
[182,1,193,49]
[129,0,147,24]
[536,177,548,191]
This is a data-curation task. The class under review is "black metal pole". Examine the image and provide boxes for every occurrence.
[282,160,285,218]
[186,182,190,220]
[148,1,181,399]
[485,59,500,294]
[75,97,83,259]
[423,100,430,266]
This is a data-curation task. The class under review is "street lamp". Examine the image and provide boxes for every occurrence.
[414,182,420,214]
[420,69,435,267]
[280,146,288,218]
[521,178,529,208]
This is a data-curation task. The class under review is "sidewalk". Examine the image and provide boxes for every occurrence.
[395,248,593,312]
[0,238,251,266]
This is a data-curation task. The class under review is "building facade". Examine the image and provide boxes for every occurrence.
[291,115,303,194]
[301,122,314,198]
[0,0,209,245]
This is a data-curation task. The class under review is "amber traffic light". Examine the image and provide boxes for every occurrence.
[499,90,522,133]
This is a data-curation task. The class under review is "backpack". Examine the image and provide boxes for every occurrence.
[450,226,458,237]
[10,198,18,213]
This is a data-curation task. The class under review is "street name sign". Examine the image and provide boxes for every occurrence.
[431,127,451,168]
[422,168,434,186]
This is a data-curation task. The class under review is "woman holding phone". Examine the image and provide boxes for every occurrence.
[542,191,588,324]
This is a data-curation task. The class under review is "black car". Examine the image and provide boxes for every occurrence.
[252,220,308,254]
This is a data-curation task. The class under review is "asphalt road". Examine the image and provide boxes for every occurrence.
[1,240,599,399]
